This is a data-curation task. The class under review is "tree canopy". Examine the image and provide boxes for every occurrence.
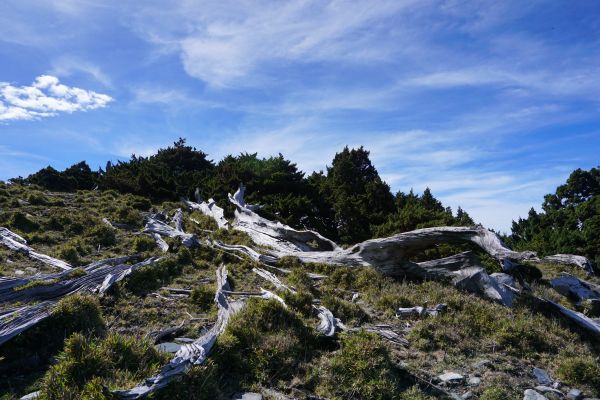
[21,139,474,245]
[508,166,600,267]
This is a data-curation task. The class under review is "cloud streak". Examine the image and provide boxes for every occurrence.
[0,75,112,121]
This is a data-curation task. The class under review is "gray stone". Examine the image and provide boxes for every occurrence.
[567,389,583,400]
[524,389,549,400]
[14,269,24,276]
[437,372,465,384]
[473,359,491,369]
[467,376,481,386]
[461,391,474,399]
[155,342,181,353]
[533,367,552,385]
[231,394,262,400]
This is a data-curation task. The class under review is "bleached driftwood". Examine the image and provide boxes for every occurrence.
[251,267,345,336]
[184,197,230,230]
[102,218,135,231]
[396,303,447,319]
[227,185,592,276]
[365,324,409,346]
[151,233,169,252]
[452,267,517,307]
[542,254,595,275]
[143,214,198,248]
[171,209,185,232]
[114,265,245,399]
[229,185,340,254]
[0,257,161,346]
[550,274,600,305]
[0,227,72,271]
[534,296,600,338]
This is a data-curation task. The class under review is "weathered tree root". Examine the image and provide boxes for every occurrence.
[184,195,230,230]
[143,212,199,248]
[0,227,72,271]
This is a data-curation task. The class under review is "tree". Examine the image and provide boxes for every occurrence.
[508,166,600,268]
[318,146,395,244]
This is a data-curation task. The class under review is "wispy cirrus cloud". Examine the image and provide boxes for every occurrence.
[0,75,112,121]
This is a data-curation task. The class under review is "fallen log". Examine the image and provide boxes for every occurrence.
[396,304,447,319]
[184,196,230,230]
[143,214,198,248]
[0,227,72,271]
[0,257,161,346]
[542,254,595,275]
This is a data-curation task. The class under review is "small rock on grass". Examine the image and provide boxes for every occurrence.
[567,389,583,400]
[533,367,552,385]
[524,389,549,400]
[437,372,465,384]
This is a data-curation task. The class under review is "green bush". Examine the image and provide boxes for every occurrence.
[190,284,215,312]
[38,332,166,400]
[87,225,116,247]
[322,295,369,324]
[9,211,39,232]
[310,331,400,400]
[0,294,106,370]
[27,191,49,205]
[556,354,600,388]
[133,235,156,252]
[153,361,221,400]
[214,299,317,388]
[124,257,182,295]
[58,244,81,266]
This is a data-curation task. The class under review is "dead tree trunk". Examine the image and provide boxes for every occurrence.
[0,227,72,271]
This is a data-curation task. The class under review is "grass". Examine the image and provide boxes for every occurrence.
[308,331,405,400]
[37,332,168,400]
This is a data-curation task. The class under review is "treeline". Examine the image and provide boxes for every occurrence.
[16,138,473,244]
[508,166,600,267]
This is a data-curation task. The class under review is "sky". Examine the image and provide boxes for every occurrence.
[1,1,599,233]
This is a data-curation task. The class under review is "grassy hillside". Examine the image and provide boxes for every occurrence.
[1,182,599,400]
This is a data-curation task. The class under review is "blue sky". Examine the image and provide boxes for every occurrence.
[1,1,599,233]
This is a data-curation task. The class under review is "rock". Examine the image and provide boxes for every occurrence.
[467,376,481,386]
[524,389,549,400]
[155,342,181,353]
[25,267,37,273]
[533,367,552,385]
[14,269,24,276]
[437,372,465,384]
[473,359,491,370]
[461,391,474,399]
[567,389,583,400]
[231,394,262,400]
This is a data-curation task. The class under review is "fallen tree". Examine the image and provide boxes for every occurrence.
[0,256,161,346]
[0,227,72,271]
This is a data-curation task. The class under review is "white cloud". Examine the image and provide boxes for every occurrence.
[0,75,112,121]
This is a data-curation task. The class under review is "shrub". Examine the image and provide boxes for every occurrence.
[37,332,166,400]
[556,354,600,388]
[214,299,317,388]
[190,284,215,312]
[322,295,369,324]
[58,244,81,266]
[310,331,400,400]
[27,191,49,205]
[87,225,116,247]
[153,361,221,400]
[133,235,156,252]
[9,211,39,232]
[0,294,106,370]
[124,257,182,295]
